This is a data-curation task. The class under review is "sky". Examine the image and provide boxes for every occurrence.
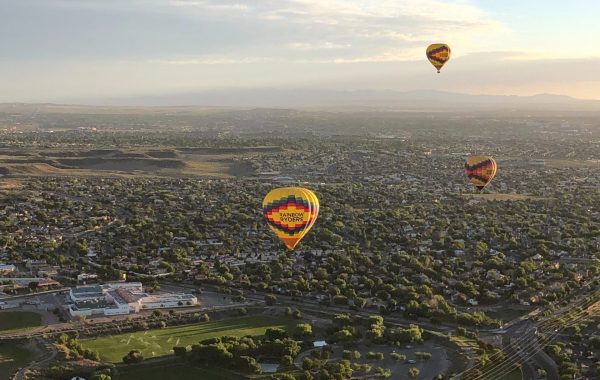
[0,0,599,103]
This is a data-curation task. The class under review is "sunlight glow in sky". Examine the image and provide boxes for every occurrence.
[0,0,599,102]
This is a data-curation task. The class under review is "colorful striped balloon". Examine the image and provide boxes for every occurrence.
[262,187,319,250]
[426,43,451,73]
[465,155,497,190]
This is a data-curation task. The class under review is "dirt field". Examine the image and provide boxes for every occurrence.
[0,147,264,178]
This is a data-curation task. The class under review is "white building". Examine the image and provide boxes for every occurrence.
[139,294,198,310]
[68,282,197,318]
[77,273,98,282]
[106,282,143,292]
[69,285,104,302]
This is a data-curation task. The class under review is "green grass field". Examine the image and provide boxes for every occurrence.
[0,344,35,379]
[0,311,42,332]
[82,315,296,363]
[117,361,243,380]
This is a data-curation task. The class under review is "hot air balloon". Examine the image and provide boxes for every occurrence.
[262,187,319,250]
[426,43,451,73]
[464,155,497,190]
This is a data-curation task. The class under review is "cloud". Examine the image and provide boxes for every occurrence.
[169,0,249,11]
[166,0,505,61]
[287,42,351,50]
[155,56,273,65]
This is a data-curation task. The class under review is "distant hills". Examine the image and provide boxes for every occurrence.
[1,89,599,112]
[91,89,600,111]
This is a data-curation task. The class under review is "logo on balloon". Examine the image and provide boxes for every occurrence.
[263,187,319,250]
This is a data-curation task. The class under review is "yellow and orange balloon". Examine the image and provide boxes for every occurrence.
[464,155,497,190]
[426,43,451,73]
[262,187,319,250]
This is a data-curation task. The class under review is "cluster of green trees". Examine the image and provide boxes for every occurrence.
[545,344,581,380]
[327,313,424,348]
[56,333,100,361]
[47,363,115,380]
[168,329,303,374]
[122,349,144,364]
[301,346,391,380]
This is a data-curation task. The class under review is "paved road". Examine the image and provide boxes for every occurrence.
[161,280,455,333]
[0,299,257,341]
[0,288,69,302]
[500,318,561,380]
[504,322,536,380]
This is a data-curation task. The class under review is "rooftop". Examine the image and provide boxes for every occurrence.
[71,285,102,295]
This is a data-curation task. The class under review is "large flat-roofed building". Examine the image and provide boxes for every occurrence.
[70,285,104,302]
[69,282,143,303]
[139,294,198,310]
[67,282,197,318]
[106,282,143,292]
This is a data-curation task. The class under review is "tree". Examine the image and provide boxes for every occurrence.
[293,323,313,338]
[173,346,187,356]
[123,349,144,364]
[343,350,361,360]
[266,327,288,341]
[390,352,406,361]
[415,351,432,360]
[265,294,277,306]
[84,349,100,361]
[408,367,420,378]
[334,328,354,343]
[333,314,352,326]
[90,375,111,380]
[234,355,261,373]
[302,357,315,371]
[354,297,368,309]
[368,315,384,326]
[374,367,392,378]
[193,343,233,363]
[387,324,423,344]
[366,352,384,361]
[281,355,294,366]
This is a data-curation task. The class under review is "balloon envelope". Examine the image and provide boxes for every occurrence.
[464,155,497,190]
[426,43,451,73]
[263,187,319,250]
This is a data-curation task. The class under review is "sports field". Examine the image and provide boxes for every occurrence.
[82,315,295,363]
[0,311,42,332]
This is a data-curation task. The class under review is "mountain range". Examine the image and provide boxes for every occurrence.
[2,89,599,112]
[92,89,600,110]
